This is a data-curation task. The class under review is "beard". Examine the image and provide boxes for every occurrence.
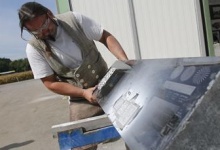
[47,35,56,41]
[39,34,55,41]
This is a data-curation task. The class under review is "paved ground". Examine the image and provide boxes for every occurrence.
[0,79,125,150]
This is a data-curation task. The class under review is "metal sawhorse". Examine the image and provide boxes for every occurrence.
[52,115,120,150]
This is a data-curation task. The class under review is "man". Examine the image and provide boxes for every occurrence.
[18,2,128,150]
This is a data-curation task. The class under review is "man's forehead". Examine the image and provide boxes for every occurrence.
[31,14,46,22]
[25,14,46,29]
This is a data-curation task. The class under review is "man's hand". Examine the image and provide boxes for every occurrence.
[82,86,98,104]
[41,75,98,104]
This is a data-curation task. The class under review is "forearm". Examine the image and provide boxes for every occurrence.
[48,81,97,103]
[46,81,84,97]
[106,35,128,61]
[100,30,128,61]
[41,75,97,103]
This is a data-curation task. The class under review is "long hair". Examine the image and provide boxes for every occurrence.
[18,2,49,39]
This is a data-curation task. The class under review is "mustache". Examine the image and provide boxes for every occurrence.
[40,34,56,41]
[47,35,56,41]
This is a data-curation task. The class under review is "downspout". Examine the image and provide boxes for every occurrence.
[201,0,214,56]
[128,0,141,59]
[55,0,71,14]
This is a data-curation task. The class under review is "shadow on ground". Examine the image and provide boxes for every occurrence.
[0,140,34,150]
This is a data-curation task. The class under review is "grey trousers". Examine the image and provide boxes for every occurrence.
[69,99,104,150]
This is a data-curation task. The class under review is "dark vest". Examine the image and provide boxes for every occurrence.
[29,11,108,89]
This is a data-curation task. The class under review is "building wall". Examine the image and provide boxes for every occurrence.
[133,0,205,59]
[70,0,136,66]
[58,0,207,66]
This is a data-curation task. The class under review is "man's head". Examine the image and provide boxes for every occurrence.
[18,2,57,40]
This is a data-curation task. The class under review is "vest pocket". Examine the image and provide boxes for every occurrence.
[75,53,108,88]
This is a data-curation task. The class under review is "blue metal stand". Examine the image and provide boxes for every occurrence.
[57,125,120,150]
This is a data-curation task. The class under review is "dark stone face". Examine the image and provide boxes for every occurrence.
[96,57,220,150]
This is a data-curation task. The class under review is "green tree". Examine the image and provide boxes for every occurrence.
[10,58,31,72]
[0,58,11,72]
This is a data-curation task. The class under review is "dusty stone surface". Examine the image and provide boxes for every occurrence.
[167,77,220,150]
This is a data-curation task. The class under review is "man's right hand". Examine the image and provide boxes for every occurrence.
[82,86,98,104]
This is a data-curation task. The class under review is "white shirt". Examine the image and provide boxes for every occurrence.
[26,12,103,79]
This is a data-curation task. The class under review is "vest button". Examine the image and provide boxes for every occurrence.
[96,75,99,79]
[84,83,88,87]
[92,70,95,74]
[80,79,84,83]
[88,65,91,69]
[76,74,80,78]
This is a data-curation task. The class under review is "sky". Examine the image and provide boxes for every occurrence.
[0,0,57,60]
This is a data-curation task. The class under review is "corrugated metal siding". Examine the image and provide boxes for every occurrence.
[71,0,136,66]
[70,0,205,64]
[133,0,205,59]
